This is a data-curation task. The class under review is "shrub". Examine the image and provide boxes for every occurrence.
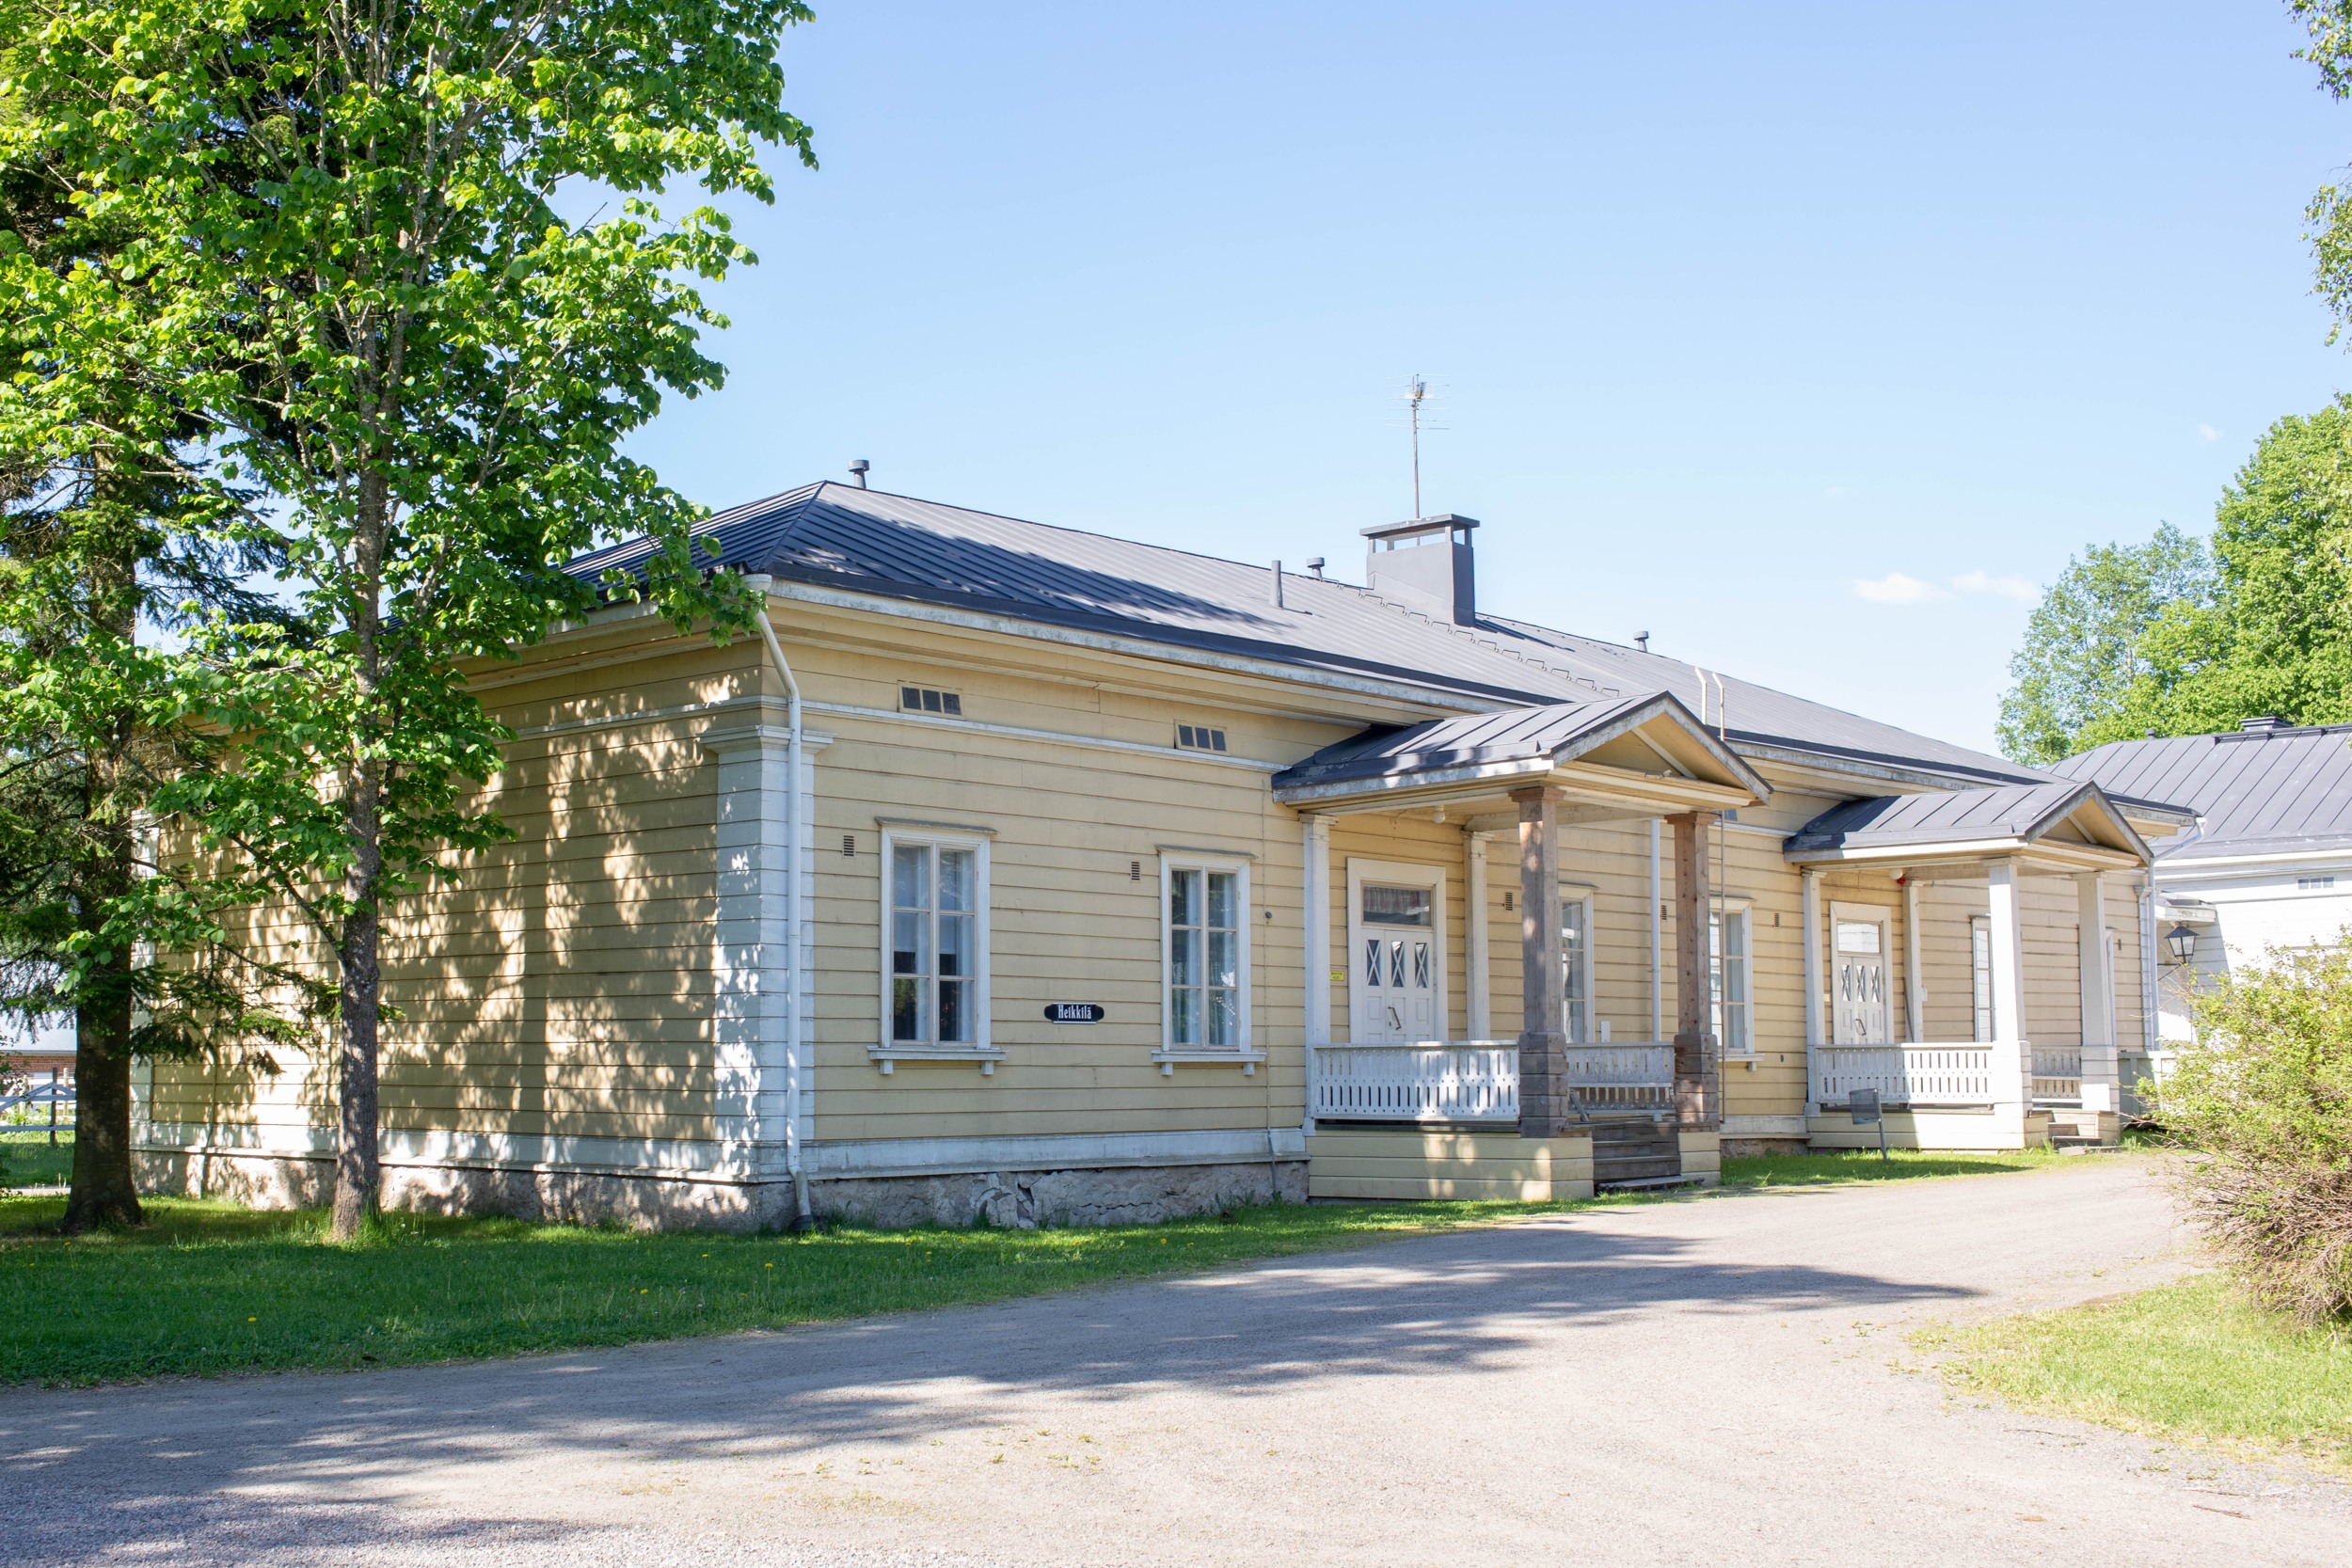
[2157,928,2352,1326]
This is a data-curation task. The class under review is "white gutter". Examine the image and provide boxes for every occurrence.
[740,575,816,1231]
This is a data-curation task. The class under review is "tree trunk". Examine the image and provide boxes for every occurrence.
[60,942,142,1232]
[62,508,145,1234]
[329,870,381,1239]
[329,464,389,1242]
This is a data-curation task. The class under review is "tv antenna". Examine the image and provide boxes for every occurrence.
[1401,375,1446,518]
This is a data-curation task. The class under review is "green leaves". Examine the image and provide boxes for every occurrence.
[1996,396,2352,762]
[2162,929,2352,1325]
[1995,524,2215,766]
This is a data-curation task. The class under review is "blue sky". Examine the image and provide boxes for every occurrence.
[625,0,2352,756]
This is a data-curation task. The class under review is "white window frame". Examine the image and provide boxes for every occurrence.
[1970,914,1994,1043]
[871,826,999,1073]
[1560,885,1597,1045]
[1156,852,1261,1072]
[1710,896,1755,1056]
[1343,857,1451,1045]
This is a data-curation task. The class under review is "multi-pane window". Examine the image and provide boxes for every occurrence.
[1710,904,1751,1054]
[898,686,963,716]
[1970,915,1994,1042]
[1168,864,1245,1046]
[888,839,981,1045]
[1561,893,1592,1043]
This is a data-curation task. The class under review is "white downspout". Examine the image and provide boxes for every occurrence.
[741,575,814,1231]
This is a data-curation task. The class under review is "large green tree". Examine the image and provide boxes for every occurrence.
[6,0,811,1236]
[1994,524,2215,767]
[0,15,303,1229]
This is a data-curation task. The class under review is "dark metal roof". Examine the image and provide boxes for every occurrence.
[1784,780,2145,861]
[572,483,2051,787]
[2051,725,2352,862]
[1270,691,1767,798]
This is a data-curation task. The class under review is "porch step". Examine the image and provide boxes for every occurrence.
[1594,1174,1706,1192]
[1588,1119,1682,1188]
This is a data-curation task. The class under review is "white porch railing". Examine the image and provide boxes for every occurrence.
[2031,1046,2083,1106]
[1560,1044,1677,1112]
[1309,1041,1677,1123]
[1813,1043,2003,1110]
[1312,1043,1518,1122]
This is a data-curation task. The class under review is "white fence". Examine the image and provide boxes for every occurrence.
[2031,1046,2083,1106]
[1309,1041,1677,1123]
[1312,1043,1518,1122]
[1813,1044,2002,1110]
[1559,1044,1676,1112]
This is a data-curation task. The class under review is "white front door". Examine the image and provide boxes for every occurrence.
[1833,916,1890,1045]
[1355,882,1438,1043]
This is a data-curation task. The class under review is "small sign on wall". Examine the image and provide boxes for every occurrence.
[1043,1003,1105,1024]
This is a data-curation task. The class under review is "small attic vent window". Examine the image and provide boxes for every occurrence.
[1175,724,1228,753]
[900,686,962,717]
[2300,875,2336,891]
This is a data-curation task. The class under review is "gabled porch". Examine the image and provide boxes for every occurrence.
[1275,692,1769,1194]
[1784,780,2156,1150]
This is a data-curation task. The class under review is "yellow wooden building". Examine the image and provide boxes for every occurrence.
[135,485,2190,1227]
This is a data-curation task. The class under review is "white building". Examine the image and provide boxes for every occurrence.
[2055,717,2352,1109]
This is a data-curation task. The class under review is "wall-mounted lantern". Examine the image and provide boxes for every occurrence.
[2165,924,2199,966]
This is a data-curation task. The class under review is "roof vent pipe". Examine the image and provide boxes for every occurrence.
[1634,631,1650,653]
[1360,514,1479,626]
[2239,714,2286,733]
[848,458,869,488]
[1307,556,1326,578]
[1270,560,1284,609]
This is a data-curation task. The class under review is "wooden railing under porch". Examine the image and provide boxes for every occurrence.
[1308,1040,1676,1125]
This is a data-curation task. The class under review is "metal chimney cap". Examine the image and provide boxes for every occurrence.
[1360,514,1479,541]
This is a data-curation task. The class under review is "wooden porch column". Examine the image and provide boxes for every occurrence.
[1986,856,2032,1133]
[1513,786,1568,1138]
[1301,814,1333,1133]
[1801,866,1822,1114]
[1465,832,1492,1039]
[1668,810,1720,1128]
[2075,871,2117,1117]
[1901,875,1925,1042]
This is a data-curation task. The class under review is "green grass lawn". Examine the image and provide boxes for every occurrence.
[1924,1273,2352,1476]
[0,1191,1616,1386]
[0,1138,2085,1386]
[1722,1146,2074,1188]
[0,1129,73,1189]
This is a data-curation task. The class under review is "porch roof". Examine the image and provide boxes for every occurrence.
[1270,691,1770,814]
[1782,780,2153,871]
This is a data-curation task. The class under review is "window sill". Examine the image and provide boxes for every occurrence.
[868,1045,1005,1076]
[1151,1048,1266,1077]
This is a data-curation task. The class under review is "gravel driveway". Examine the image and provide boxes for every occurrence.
[0,1158,2342,1568]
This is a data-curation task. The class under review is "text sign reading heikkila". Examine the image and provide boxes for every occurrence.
[1043,1004,1105,1024]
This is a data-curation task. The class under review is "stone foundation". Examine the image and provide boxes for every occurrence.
[1721,1136,1808,1159]
[816,1159,1308,1229]
[135,1147,1308,1232]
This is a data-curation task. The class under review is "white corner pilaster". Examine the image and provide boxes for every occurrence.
[701,708,826,1179]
